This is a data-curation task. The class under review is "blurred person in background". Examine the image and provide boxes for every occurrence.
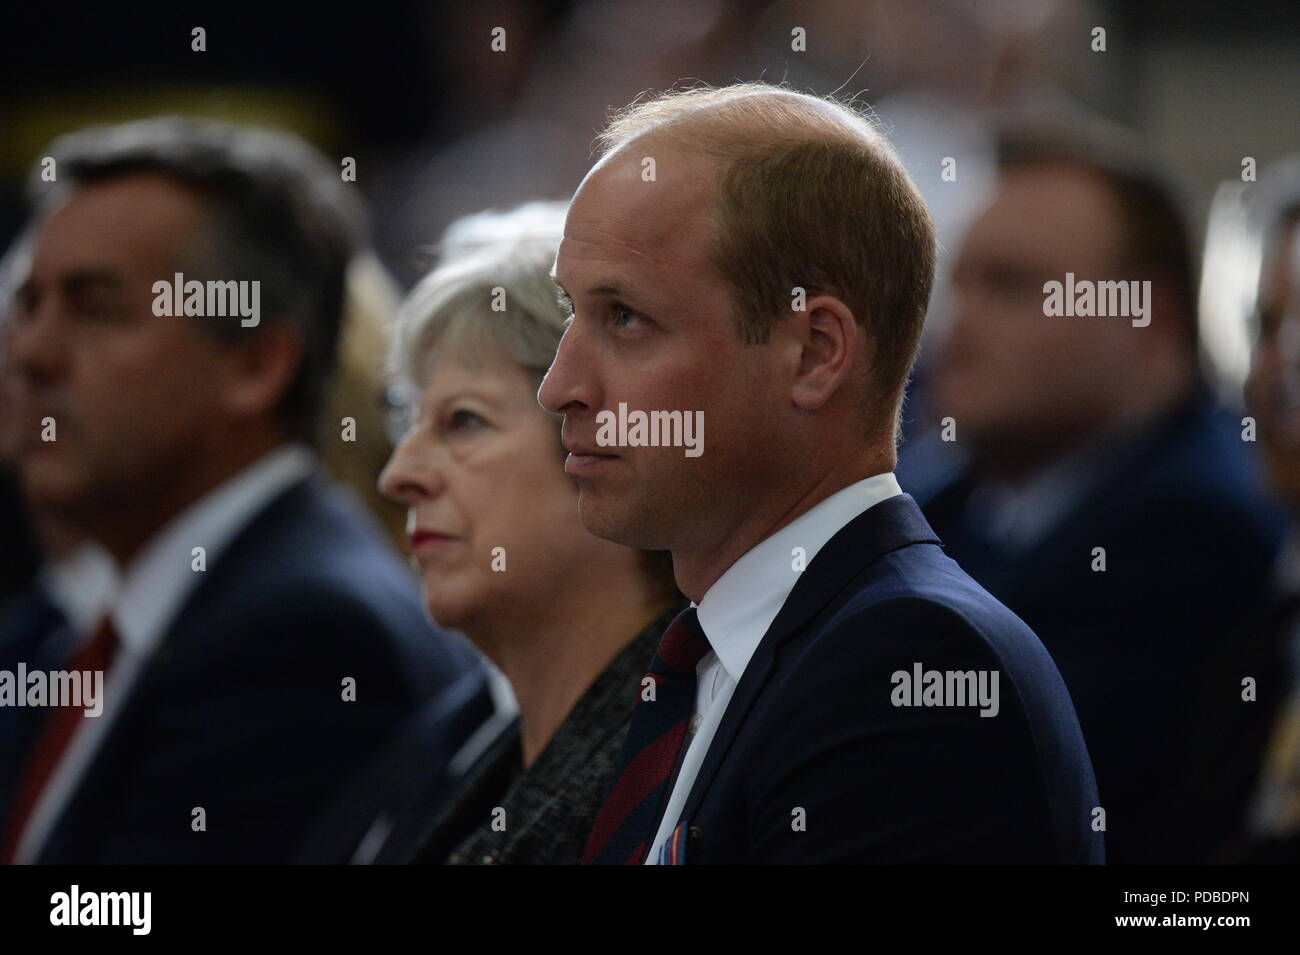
[376,202,683,865]
[0,244,44,609]
[0,238,119,831]
[919,116,1285,863]
[377,0,746,287]
[318,252,412,551]
[295,249,496,865]
[1234,179,1300,864]
[1,116,482,863]
[1156,165,1300,863]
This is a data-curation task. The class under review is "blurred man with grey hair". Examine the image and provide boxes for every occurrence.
[0,116,482,863]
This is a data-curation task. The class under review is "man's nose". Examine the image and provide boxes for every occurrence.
[8,302,70,385]
[538,322,598,415]
[378,428,447,507]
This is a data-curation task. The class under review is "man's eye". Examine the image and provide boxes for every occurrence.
[612,306,647,330]
[75,300,126,322]
[13,290,38,316]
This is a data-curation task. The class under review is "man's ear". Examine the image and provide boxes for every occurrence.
[217,322,305,422]
[789,294,862,412]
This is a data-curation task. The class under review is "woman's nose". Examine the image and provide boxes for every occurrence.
[378,429,445,506]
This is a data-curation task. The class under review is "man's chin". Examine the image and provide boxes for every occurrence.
[576,488,653,548]
[19,457,91,516]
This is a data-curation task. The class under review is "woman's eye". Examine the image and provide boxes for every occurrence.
[447,409,485,430]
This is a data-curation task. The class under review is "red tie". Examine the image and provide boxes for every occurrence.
[2,616,119,864]
[582,608,711,864]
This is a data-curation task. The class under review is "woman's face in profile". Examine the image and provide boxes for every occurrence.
[379,345,593,633]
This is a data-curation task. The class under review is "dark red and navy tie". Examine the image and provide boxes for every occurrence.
[2,616,119,864]
[582,607,711,865]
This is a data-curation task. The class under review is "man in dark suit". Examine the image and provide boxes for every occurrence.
[539,83,1102,864]
[0,117,484,863]
[910,119,1284,863]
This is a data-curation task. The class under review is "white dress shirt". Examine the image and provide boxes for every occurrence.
[12,444,317,863]
[41,542,119,637]
[645,471,902,863]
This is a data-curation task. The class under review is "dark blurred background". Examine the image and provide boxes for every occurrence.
[4,0,1297,281]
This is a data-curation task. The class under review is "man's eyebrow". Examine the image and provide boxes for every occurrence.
[550,275,653,314]
[588,279,640,299]
[13,268,123,305]
[553,277,643,300]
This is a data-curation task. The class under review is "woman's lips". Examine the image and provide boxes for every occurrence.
[410,530,458,554]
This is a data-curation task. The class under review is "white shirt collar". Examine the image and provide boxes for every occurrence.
[111,444,317,655]
[40,542,120,635]
[694,472,902,684]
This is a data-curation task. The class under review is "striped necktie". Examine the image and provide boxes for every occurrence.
[582,607,711,865]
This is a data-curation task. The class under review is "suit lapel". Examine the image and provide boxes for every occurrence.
[679,494,941,823]
[37,477,315,861]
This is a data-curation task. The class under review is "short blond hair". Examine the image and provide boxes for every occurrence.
[595,83,936,440]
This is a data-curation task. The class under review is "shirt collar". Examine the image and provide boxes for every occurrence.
[695,472,901,684]
[40,542,120,635]
[111,444,317,654]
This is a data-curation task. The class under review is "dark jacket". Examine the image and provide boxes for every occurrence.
[916,393,1285,863]
[667,494,1102,864]
[14,473,483,863]
[411,607,680,865]
[1142,583,1300,863]
[293,665,496,864]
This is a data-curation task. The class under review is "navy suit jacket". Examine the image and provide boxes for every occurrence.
[671,493,1103,864]
[914,394,1284,863]
[7,473,483,864]
[293,665,496,864]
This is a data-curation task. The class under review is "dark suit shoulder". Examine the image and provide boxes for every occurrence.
[715,541,1101,863]
[174,474,478,696]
